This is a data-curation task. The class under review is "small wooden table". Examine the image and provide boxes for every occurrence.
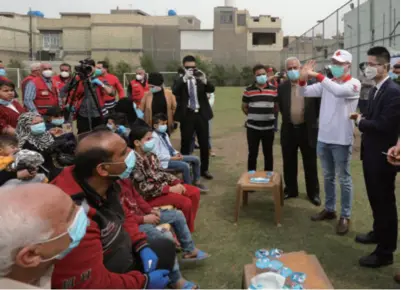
[234,171,284,226]
[243,251,334,289]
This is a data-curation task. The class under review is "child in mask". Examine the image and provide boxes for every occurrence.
[107,112,131,143]
[45,106,65,130]
[0,79,26,136]
[0,134,48,186]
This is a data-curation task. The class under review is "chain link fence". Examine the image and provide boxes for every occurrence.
[281,0,400,76]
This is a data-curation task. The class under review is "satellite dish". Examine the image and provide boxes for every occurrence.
[168,9,177,16]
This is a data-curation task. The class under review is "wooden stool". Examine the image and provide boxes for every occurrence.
[234,171,284,226]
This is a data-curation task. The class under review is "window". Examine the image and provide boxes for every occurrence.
[253,17,260,22]
[220,11,233,24]
[42,32,61,50]
[237,14,246,26]
[271,17,277,22]
[252,33,276,45]
[187,18,193,24]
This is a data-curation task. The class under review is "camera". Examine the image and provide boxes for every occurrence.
[74,58,95,79]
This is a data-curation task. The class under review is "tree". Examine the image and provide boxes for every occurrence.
[8,59,23,68]
[103,57,115,75]
[226,65,241,86]
[240,66,254,86]
[165,60,181,73]
[194,56,212,76]
[210,64,227,86]
[114,61,132,84]
[140,54,156,73]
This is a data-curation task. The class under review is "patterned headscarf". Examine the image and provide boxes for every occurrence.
[16,112,54,151]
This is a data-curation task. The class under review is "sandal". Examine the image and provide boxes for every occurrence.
[181,250,209,262]
[182,281,200,289]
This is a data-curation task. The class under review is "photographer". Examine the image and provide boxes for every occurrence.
[173,55,215,180]
[63,59,115,134]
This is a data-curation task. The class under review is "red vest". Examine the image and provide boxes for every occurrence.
[130,80,149,107]
[21,75,36,101]
[32,77,59,115]
[52,75,70,92]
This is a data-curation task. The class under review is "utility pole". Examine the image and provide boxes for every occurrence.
[29,7,33,60]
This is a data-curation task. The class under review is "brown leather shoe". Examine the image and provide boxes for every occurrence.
[311,209,337,221]
[336,217,350,235]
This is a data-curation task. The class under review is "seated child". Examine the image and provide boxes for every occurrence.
[130,124,200,232]
[45,106,65,130]
[120,179,209,289]
[0,135,47,186]
[151,113,208,192]
[107,112,131,142]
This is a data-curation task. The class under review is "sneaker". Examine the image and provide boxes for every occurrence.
[196,183,209,193]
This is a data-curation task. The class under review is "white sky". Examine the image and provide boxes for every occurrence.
[1,0,352,35]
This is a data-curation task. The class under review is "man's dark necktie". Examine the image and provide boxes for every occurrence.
[367,86,378,115]
[161,133,176,156]
[188,80,197,110]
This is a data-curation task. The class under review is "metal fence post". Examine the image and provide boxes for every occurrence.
[357,0,361,74]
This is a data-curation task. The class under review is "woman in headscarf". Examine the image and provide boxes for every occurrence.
[16,112,61,180]
[139,72,177,134]
[115,97,138,127]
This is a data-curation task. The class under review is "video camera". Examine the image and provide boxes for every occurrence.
[74,58,95,79]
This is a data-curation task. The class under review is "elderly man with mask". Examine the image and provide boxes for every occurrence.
[21,63,41,101]
[299,50,361,236]
[51,130,175,289]
[0,183,88,289]
[128,67,149,108]
[24,63,60,115]
[277,57,321,206]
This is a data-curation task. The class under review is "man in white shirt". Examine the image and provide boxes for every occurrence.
[0,183,88,288]
[299,49,361,235]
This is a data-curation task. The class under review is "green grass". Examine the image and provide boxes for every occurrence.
[173,87,400,289]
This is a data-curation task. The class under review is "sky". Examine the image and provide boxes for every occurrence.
[1,0,352,35]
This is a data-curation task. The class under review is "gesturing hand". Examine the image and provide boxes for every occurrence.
[139,247,158,273]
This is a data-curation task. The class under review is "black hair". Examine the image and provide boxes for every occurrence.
[253,64,266,74]
[0,134,18,148]
[60,63,71,69]
[97,61,109,70]
[73,131,114,179]
[182,55,196,65]
[45,106,63,118]
[152,113,167,126]
[367,46,391,71]
[148,72,164,86]
[0,79,15,90]
[394,63,400,69]
[129,125,152,146]
[115,98,137,126]
[83,58,96,67]
[108,112,128,126]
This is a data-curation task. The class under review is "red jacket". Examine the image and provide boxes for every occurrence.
[51,167,149,289]
[32,77,59,115]
[0,100,26,132]
[99,73,125,102]
[129,80,149,107]
[120,179,152,225]
[53,75,71,92]
[21,75,36,100]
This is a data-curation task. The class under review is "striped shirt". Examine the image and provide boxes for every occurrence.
[242,82,278,130]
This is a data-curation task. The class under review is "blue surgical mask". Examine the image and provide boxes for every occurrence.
[41,206,89,262]
[0,69,6,76]
[135,109,144,119]
[389,71,398,80]
[256,75,267,85]
[143,138,155,153]
[94,68,103,77]
[287,70,300,81]
[150,86,162,94]
[157,124,168,134]
[0,99,11,106]
[116,125,127,135]
[51,118,64,126]
[119,150,136,179]
[330,65,345,78]
[30,122,46,135]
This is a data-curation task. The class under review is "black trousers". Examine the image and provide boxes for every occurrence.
[77,115,104,134]
[246,127,274,171]
[363,154,398,256]
[280,123,319,198]
[180,110,209,173]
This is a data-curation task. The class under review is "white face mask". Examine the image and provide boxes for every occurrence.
[364,66,378,80]
[42,69,53,78]
[60,71,70,78]
[136,74,143,81]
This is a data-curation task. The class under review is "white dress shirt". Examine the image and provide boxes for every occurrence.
[151,131,178,168]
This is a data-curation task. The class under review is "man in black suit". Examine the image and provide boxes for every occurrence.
[350,46,400,268]
[172,55,215,180]
[277,57,321,206]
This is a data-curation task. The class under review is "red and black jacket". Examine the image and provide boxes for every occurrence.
[31,76,59,114]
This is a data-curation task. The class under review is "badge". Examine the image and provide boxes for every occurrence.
[41,91,49,96]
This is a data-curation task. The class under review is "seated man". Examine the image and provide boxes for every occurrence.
[120,179,209,289]
[130,125,200,233]
[151,113,208,192]
[51,130,175,289]
[0,183,87,288]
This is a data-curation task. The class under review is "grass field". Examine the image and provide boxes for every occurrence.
[173,87,400,289]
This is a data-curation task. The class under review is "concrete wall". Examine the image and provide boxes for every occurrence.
[181,30,214,50]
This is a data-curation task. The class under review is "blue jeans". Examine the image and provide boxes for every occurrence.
[168,155,201,184]
[139,210,195,284]
[317,141,353,218]
[190,120,212,153]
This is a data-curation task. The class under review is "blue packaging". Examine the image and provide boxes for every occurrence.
[266,171,274,177]
[266,259,283,272]
[250,177,270,184]
[279,267,293,278]
[290,272,307,284]
[255,257,271,269]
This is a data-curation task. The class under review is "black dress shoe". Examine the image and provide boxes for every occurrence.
[308,196,321,206]
[284,193,298,200]
[359,252,393,268]
[355,231,378,244]
[201,171,214,180]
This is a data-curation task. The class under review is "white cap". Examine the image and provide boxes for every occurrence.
[331,49,352,63]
